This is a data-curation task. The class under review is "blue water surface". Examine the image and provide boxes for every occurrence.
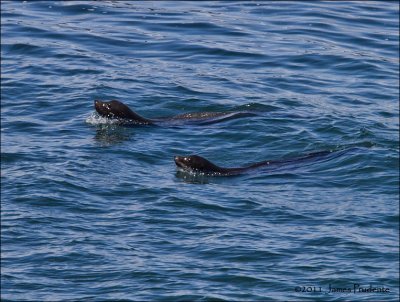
[1,1,399,301]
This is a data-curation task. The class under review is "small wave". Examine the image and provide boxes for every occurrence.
[234,102,279,112]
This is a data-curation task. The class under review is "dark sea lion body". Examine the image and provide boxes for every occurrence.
[174,151,334,176]
[94,100,255,126]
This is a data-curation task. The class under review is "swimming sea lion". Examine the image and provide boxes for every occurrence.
[94,100,256,126]
[174,151,333,176]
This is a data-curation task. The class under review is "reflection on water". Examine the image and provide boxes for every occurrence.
[94,126,133,146]
[175,170,212,184]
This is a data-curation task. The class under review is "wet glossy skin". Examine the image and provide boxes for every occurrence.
[174,151,334,176]
[94,99,256,126]
[174,155,229,174]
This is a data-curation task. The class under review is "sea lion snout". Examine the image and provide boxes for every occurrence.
[94,100,104,111]
[174,156,186,168]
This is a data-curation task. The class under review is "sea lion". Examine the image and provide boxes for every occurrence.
[174,151,334,176]
[94,100,256,126]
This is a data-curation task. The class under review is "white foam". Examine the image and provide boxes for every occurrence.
[85,112,120,125]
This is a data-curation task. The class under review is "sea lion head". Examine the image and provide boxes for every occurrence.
[174,155,223,174]
[94,100,136,119]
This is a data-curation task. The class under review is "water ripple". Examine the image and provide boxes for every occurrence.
[1,1,398,301]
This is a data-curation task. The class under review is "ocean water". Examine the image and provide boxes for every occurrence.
[1,1,399,301]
